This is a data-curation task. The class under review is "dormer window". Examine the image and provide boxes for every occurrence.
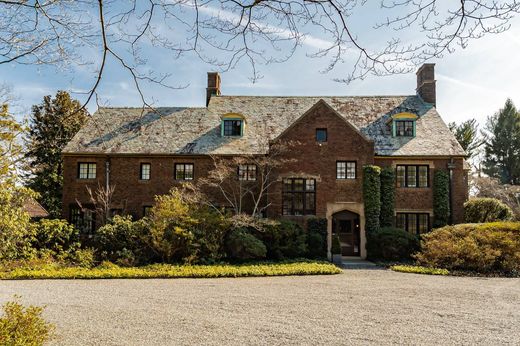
[395,120,414,137]
[390,112,418,137]
[223,119,242,136]
[221,113,245,137]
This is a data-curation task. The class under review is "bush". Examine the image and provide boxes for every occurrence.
[225,229,267,261]
[433,170,450,227]
[95,215,151,266]
[366,227,420,261]
[331,235,341,255]
[363,165,381,234]
[415,222,520,274]
[464,198,513,223]
[189,209,230,264]
[70,248,96,268]
[256,220,307,260]
[33,219,80,259]
[306,218,327,259]
[390,265,449,275]
[0,261,341,280]
[0,185,36,261]
[0,299,54,345]
[380,167,395,228]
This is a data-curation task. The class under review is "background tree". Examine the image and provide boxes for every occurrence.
[25,91,89,218]
[482,99,520,184]
[0,1,518,107]
[472,176,520,220]
[448,119,484,161]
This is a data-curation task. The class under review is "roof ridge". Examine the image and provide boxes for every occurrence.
[215,95,415,98]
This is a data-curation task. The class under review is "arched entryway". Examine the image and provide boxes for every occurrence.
[332,210,361,256]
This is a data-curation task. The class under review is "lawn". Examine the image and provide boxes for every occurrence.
[0,261,341,280]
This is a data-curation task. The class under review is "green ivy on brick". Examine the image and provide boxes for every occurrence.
[380,167,395,228]
[363,165,381,234]
[433,170,450,227]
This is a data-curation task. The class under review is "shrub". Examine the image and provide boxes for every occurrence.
[70,248,95,268]
[464,198,513,223]
[366,227,420,261]
[433,170,450,227]
[255,220,307,260]
[0,261,341,280]
[390,265,449,275]
[0,185,36,261]
[33,219,80,259]
[331,235,341,255]
[95,215,151,266]
[363,165,381,234]
[189,209,230,264]
[225,229,267,261]
[306,218,327,259]
[380,167,395,228]
[0,299,54,345]
[415,222,520,274]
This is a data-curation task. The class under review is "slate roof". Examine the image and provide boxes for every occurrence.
[23,198,49,218]
[63,95,466,157]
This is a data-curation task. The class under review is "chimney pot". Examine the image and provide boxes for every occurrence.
[206,72,221,106]
[416,63,436,106]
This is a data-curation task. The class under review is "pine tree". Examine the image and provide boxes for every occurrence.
[448,119,483,160]
[483,99,520,184]
[25,91,89,218]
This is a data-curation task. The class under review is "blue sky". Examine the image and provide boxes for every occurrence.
[2,6,519,129]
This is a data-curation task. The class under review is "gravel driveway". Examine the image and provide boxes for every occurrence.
[1,269,519,345]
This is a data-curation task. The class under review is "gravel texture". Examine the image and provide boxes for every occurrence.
[1,269,519,345]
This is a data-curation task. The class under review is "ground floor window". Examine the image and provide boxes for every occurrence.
[70,206,96,234]
[282,178,316,216]
[396,213,430,234]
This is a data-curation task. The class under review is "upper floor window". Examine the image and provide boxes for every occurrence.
[282,178,316,216]
[78,163,96,179]
[316,128,327,142]
[238,164,257,181]
[223,119,243,136]
[140,163,151,180]
[396,213,430,234]
[395,120,414,137]
[337,161,356,179]
[396,165,429,188]
[175,163,194,180]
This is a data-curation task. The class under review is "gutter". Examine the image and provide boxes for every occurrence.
[447,158,456,224]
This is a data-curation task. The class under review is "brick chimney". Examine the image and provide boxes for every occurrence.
[416,63,436,106]
[206,72,221,106]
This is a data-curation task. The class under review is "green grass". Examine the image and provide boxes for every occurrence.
[390,265,449,276]
[0,261,342,280]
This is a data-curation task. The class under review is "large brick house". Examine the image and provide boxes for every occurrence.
[62,63,468,259]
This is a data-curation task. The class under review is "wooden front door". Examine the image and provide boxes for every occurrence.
[336,218,360,256]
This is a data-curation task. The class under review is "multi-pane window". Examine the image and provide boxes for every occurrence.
[337,161,356,179]
[396,120,414,137]
[238,165,257,181]
[143,206,153,217]
[316,128,327,142]
[70,206,95,234]
[223,120,242,136]
[396,165,429,188]
[140,163,151,180]
[396,213,430,234]
[282,178,316,216]
[175,163,194,180]
[78,163,96,179]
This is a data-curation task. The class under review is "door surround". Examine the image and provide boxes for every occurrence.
[326,202,366,259]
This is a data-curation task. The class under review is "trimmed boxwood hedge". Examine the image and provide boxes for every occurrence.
[363,165,381,234]
[464,197,513,223]
[306,218,327,259]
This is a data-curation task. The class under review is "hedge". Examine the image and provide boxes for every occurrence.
[380,167,395,228]
[414,222,520,274]
[363,165,381,234]
[366,227,420,261]
[433,170,450,228]
[306,218,327,258]
[0,261,342,280]
[464,198,513,223]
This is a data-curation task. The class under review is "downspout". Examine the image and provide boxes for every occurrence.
[447,158,456,225]
[105,156,110,191]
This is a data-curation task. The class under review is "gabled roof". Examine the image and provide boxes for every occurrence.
[23,198,49,218]
[63,95,465,157]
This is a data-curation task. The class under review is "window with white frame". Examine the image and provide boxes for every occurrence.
[238,165,257,181]
[78,163,96,179]
[140,163,151,180]
[175,163,194,180]
[337,161,356,179]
